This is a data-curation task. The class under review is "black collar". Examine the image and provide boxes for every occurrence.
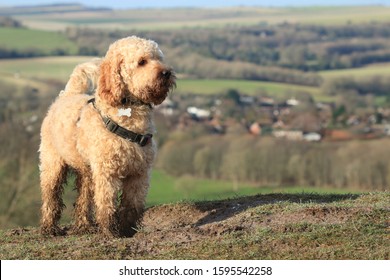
[88,98,152,147]
[121,95,153,109]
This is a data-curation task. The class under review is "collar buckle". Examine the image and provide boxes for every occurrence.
[138,134,153,147]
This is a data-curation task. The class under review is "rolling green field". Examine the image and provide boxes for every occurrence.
[0,56,327,100]
[320,62,390,79]
[177,78,322,99]
[281,6,390,25]
[0,56,93,82]
[3,55,390,104]
[10,6,390,31]
[0,27,78,54]
[4,55,390,103]
[147,169,359,206]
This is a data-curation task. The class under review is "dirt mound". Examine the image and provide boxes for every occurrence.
[2,192,388,260]
[133,193,364,253]
[143,193,361,231]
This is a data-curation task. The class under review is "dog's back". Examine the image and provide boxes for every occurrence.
[41,58,102,170]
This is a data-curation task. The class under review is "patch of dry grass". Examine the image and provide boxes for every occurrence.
[0,192,388,260]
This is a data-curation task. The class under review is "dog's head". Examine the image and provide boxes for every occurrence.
[98,36,176,107]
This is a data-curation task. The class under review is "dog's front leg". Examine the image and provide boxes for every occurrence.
[92,172,121,237]
[71,168,95,234]
[118,173,149,237]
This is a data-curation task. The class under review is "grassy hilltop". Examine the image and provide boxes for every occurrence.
[0,192,388,259]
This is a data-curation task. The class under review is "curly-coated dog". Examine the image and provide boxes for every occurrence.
[39,36,176,237]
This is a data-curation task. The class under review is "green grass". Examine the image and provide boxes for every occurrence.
[320,62,390,79]
[176,79,328,100]
[282,6,390,25]
[148,170,360,206]
[0,56,93,82]
[0,74,51,97]
[0,27,78,54]
[148,170,262,205]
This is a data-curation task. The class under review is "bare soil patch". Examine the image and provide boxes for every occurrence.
[1,193,389,259]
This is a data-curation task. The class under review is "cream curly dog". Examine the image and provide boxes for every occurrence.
[39,36,175,237]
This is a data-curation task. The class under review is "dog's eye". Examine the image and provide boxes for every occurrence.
[138,59,147,66]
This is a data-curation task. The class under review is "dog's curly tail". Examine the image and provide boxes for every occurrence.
[60,58,102,97]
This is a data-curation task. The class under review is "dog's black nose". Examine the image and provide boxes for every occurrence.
[161,70,171,79]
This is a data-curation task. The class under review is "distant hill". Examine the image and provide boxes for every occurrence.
[0,3,111,16]
[1,0,389,9]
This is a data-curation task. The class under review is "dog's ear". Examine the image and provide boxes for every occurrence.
[98,53,124,106]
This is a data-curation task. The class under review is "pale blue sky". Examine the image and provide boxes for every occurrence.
[1,0,390,8]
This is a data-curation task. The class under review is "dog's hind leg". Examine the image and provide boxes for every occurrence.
[118,173,149,237]
[40,147,68,236]
[71,168,95,234]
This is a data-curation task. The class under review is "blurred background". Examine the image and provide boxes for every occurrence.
[1,0,390,229]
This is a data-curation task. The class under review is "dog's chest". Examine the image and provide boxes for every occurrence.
[76,105,155,175]
[100,139,155,178]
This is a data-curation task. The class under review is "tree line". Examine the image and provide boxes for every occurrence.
[64,22,390,70]
[5,21,390,86]
[62,23,390,86]
[157,133,389,191]
[323,76,390,97]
